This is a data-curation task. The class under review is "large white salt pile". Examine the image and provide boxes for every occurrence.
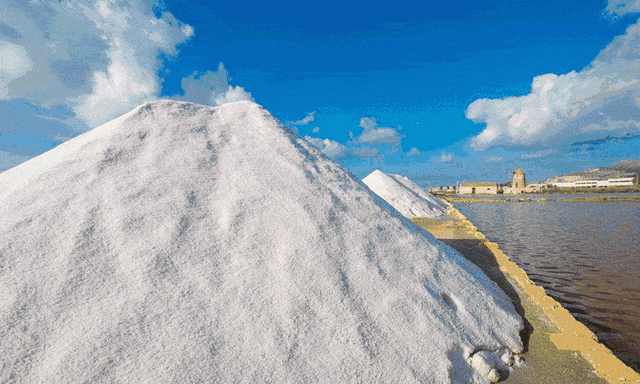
[0,100,522,383]
[363,169,449,219]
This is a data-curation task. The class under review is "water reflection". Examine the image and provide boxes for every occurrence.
[457,196,640,372]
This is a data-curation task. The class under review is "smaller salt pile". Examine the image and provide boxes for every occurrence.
[363,169,448,219]
[1,100,522,383]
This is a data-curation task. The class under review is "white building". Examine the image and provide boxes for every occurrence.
[552,182,576,188]
[575,180,599,188]
[607,177,635,186]
[552,177,635,188]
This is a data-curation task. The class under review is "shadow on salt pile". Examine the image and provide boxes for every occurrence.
[439,239,533,351]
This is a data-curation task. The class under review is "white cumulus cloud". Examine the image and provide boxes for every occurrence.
[73,1,195,125]
[173,63,253,106]
[1,0,195,128]
[466,8,640,151]
[359,117,376,130]
[304,135,380,160]
[214,85,254,105]
[304,136,350,160]
[355,117,402,145]
[484,156,504,163]
[408,147,420,156]
[519,149,556,159]
[606,0,640,17]
[0,41,33,98]
[288,111,316,126]
[0,0,230,172]
[436,152,454,162]
[358,127,402,145]
[351,146,379,159]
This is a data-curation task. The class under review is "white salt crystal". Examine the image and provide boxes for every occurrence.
[0,100,522,383]
[362,169,448,219]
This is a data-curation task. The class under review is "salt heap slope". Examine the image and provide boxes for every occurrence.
[363,169,448,219]
[0,100,522,383]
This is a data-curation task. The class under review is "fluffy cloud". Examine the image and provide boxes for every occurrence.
[214,85,253,105]
[519,149,556,159]
[0,41,33,98]
[467,8,640,151]
[606,0,640,17]
[358,127,402,145]
[174,63,254,106]
[484,156,504,163]
[351,146,379,159]
[359,117,376,131]
[571,132,638,147]
[75,1,196,125]
[355,117,402,145]
[408,147,420,156]
[1,0,195,128]
[304,136,350,160]
[436,152,454,162]
[0,0,256,173]
[304,135,380,160]
[288,111,316,126]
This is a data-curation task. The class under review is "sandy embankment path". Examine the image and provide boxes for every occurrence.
[413,203,640,384]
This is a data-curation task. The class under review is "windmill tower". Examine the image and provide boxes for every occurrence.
[513,168,526,190]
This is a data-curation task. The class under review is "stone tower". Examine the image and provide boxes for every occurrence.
[513,169,526,189]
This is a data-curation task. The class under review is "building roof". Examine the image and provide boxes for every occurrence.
[514,169,525,175]
[460,182,498,187]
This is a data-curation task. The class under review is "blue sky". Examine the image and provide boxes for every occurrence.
[2,0,640,186]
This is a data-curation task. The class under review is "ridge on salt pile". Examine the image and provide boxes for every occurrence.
[0,100,523,383]
[363,169,448,219]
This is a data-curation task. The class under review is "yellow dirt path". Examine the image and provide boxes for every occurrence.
[412,204,640,383]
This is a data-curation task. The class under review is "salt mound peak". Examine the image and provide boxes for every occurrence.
[363,169,448,219]
[0,100,522,383]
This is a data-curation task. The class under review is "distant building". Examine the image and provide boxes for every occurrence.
[459,182,498,195]
[608,177,635,186]
[551,177,634,188]
[552,182,576,188]
[575,180,598,188]
[513,169,525,189]
[427,186,456,194]
[503,169,527,194]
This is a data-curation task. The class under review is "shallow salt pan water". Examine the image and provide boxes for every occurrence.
[456,197,640,372]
